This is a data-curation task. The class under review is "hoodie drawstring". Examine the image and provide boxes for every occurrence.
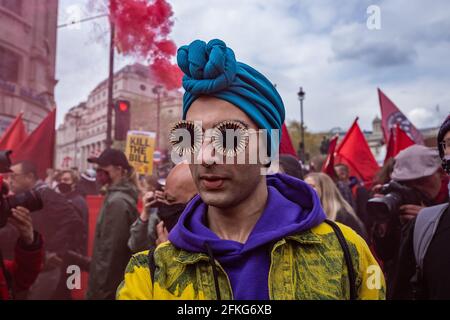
[204,242,222,300]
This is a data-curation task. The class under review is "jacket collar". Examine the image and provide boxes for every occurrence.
[173,229,322,265]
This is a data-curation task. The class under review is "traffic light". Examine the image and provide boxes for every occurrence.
[114,100,131,140]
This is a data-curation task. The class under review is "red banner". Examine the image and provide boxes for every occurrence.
[378,88,424,144]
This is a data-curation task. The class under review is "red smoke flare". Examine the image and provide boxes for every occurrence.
[109,0,182,90]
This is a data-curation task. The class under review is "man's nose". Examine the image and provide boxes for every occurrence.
[195,137,220,166]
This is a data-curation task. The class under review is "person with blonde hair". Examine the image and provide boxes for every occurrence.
[305,172,368,240]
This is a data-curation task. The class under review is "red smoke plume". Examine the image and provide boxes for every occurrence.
[109,0,182,90]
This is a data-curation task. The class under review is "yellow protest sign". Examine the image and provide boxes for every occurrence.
[125,130,156,175]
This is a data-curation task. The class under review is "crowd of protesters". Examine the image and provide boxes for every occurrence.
[1,116,449,300]
[1,38,449,301]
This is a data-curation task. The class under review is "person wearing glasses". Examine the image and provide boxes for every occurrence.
[86,149,139,300]
[8,160,82,299]
[117,39,385,300]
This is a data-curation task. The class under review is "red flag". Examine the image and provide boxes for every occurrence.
[279,124,297,158]
[321,135,338,178]
[384,124,415,163]
[384,127,395,164]
[0,113,27,151]
[12,109,56,179]
[378,88,424,144]
[335,118,380,184]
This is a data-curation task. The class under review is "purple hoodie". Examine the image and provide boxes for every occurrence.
[169,173,326,300]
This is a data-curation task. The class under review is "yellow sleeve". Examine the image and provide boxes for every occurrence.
[356,235,386,300]
[338,223,386,300]
[116,251,153,300]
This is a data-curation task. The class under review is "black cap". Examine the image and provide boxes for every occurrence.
[88,148,131,170]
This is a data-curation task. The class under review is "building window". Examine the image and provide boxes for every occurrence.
[0,46,20,82]
[0,0,22,15]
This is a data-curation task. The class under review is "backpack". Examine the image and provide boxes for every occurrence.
[411,203,449,298]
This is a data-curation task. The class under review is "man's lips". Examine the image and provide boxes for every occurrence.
[199,175,228,190]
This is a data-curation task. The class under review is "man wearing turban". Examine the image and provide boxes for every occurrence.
[117,39,385,300]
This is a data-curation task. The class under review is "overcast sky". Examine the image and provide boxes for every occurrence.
[55,0,450,132]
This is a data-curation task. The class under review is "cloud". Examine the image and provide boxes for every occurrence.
[331,23,417,67]
[55,0,450,133]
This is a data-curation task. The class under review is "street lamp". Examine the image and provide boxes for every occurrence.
[105,21,115,148]
[69,113,82,169]
[297,86,305,161]
[152,85,163,149]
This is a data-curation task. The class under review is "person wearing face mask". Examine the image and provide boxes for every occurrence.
[128,162,198,253]
[86,149,139,300]
[55,170,89,255]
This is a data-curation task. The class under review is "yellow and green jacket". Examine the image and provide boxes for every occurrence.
[117,222,385,300]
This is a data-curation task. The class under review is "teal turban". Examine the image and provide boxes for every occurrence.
[177,39,285,145]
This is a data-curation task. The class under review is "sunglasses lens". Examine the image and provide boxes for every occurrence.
[213,121,249,157]
[169,121,202,156]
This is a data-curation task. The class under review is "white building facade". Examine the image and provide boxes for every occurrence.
[56,63,183,171]
[0,0,58,133]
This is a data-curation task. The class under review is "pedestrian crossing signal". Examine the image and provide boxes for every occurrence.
[114,100,131,140]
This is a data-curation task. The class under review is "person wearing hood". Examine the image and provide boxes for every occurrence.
[87,149,139,300]
[117,39,385,300]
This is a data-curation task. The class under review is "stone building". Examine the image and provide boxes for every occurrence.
[56,63,183,171]
[0,0,58,133]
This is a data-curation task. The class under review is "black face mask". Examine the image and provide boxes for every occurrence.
[157,203,187,232]
[96,169,112,187]
[57,182,72,194]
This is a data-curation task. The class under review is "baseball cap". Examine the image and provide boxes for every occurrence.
[88,148,132,170]
[391,145,441,181]
[81,169,96,182]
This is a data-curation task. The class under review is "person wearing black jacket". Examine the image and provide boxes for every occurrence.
[56,169,89,255]
[371,145,445,299]
[9,161,83,299]
[390,116,450,299]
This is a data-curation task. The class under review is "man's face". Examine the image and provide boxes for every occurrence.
[96,165,123,186]
[60,172,74,185]
[407,170,443,200]
[9,164,34,193]
[444,131,450,157]
[185,97,265,208]
[335,165,349,181]
[164,164,197,205]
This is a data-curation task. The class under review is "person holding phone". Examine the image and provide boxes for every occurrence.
[128,163,197,253]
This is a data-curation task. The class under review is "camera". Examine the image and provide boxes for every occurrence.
[366,180,427,223]
[0,150,44,228]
